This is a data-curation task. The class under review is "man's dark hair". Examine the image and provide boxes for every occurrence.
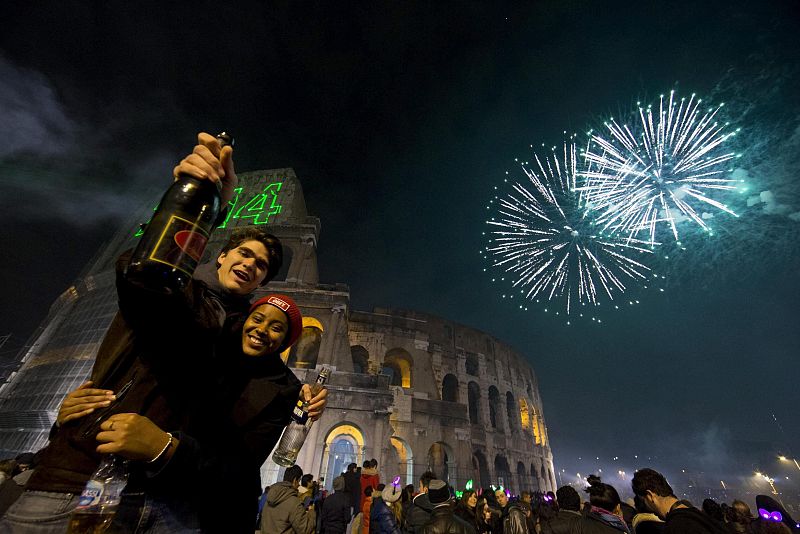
[301,474,314,488]
[584,475,621,512]
[217,228,283,284]
[631,468,675,498]
[703,498,724,522]
[363,460,371,468]
[370,458,378,468]
[556,485,581,512]
[283,464,303,483]
[420,470,436,489]
[347,463,357,472]
[376,483,386,492]
[364,486,373,497]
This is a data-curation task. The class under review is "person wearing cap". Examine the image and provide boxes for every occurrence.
[372,480,404,534]
[321,476,354,534]
[420,479,475,534]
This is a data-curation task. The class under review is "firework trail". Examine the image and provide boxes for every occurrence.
[580,91,741,245]
[485,141,656,316]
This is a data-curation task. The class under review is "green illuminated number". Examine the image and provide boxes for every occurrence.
[228,182,283,226]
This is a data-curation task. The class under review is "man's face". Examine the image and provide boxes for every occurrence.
[241,304,288,357]
[642,491,662,519]
[495,489,508,508]
[217,239,270,295]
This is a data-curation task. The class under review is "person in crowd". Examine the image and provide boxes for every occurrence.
[631,468,727,534]
[539,486,583,534]
[400,484,415,528]
[299,474,315,507]
[321,475,353,534]
[0,460,16,486]
[345,463,362,516]
[581,475,630,533]
[754,495,797,534]
[631,494,664,534]
[750,521,792,534]
[404,470,436,533]
[360,459,381,511]
[454,489,479,529]
[703,499,726,525]
[363,486,375,534]
[494,486,527,534]
[475,495,502,534]
[372,481,403,534]
[261,464,317,534]
[723,499,753,534]
[421,479,475,534]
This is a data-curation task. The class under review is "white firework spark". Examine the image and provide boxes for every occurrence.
[580,90,740,244]
[486,141,655,315]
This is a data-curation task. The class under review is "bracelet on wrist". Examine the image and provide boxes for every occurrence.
[148,432,173,464]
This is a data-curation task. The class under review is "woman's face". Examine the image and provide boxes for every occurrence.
[468,492,478,508]
[241,304,289,357]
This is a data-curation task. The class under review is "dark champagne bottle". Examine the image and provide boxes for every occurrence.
[127,132,233,292]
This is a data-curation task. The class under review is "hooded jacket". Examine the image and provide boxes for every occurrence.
[663,506,728,534]
[405,492,435,533]
[261,480,317,534]
[421,503,476,534]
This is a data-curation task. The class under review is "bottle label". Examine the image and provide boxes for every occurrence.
[76,480,104,509]
[291,400,309,424]
[147,215,210,276]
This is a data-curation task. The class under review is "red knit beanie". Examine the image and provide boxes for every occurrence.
[249,294,303,351]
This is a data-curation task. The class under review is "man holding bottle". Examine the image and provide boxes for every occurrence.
[0,133,327,533]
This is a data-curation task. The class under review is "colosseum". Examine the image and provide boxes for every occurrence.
[0,168,556,494]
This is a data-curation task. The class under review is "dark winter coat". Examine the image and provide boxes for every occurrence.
[371,497,402,534]
[663,506,728,534]
[540,509,583,534]
[421,504,477,534]
[321,489,354,534]
[500,502,528,534]
[345,470,362,513]
[261,480,317,534]
[577,506,631,533]
[405,493,435,533]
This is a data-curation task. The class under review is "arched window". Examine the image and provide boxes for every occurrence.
[505,392,517,433]
[287,317,323,369]
[351,345,369,374]
[517,462,528,493]
[442,374,458,402]
[384,348,413,388]
[427,442,455,485]
[465,353,479,376]
[390,436,414,486]
[488,386,501,430]
[473,450,491,489]
[531,463,539,491]
[519,398,531,431]
[467,381,481,424]
[321,423,365,490]
[494,455,511,490]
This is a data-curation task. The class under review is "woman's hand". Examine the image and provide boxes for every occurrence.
[300,385,328,421]
[57,381,115,426]
[95,413,172,462]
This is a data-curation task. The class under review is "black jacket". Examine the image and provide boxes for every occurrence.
[421,504,476,534]
[344,470,362,512]
[500,503,528,534]
[405,493,435,533]
[576,508,630,533]
[540,510,583,534]
[371,497,402,534]
[664,506,728,534]
[321,490,353,534]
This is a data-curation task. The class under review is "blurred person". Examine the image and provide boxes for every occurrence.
[750,520,792,534]
[582,475,631,533]
[372,482,403,534]
[262,465,317,534]
[631,494,664,534]
[421,479,475,534]
[539,486,583,534]
[345,463,362,516]
[400,484,415,528]
[475,496,501,534]
[405,470,436,533]
[360,460,381,511]
[631,468,727,534]
[493,486,527,534]
[703,499,726,524]
[455,490,479,529]
[754,495,797,534]
[321,476,353,534]
[724,499,753,534]
[363,486,375,534]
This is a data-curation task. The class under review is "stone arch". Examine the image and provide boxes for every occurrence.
[350,345,369,374]
[505,391,517,433]
[427,442,455,485]
[320,423,365,490]
[472,450,491,490]
[383,348,413,388]
[390,436,414,486]
[287,316,324,369]
[442,373,458,402]
[517,461,528,493]
[488,386,501,430]
[467,381,481,424]
[494,455,511,490]
[531,406,544,446]
[530,462,539,491]
[519,398,531,431]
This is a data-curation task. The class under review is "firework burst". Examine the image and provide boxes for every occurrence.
[485,141,656,317]
[580,90,741,244]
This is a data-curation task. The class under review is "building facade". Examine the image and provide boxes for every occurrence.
[0,169,556,493]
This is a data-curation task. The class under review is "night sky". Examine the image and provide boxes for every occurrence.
[2,1,799,495]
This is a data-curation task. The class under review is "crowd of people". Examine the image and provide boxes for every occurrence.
[260,465,797,534]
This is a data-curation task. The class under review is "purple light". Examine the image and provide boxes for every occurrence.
[392,476,401,487]
[771,511,783,522]
[759,508,771,520]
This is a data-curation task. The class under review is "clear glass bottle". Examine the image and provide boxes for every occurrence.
[272,368,331,467]
[67,455,129,534]
[126,132,233,293]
